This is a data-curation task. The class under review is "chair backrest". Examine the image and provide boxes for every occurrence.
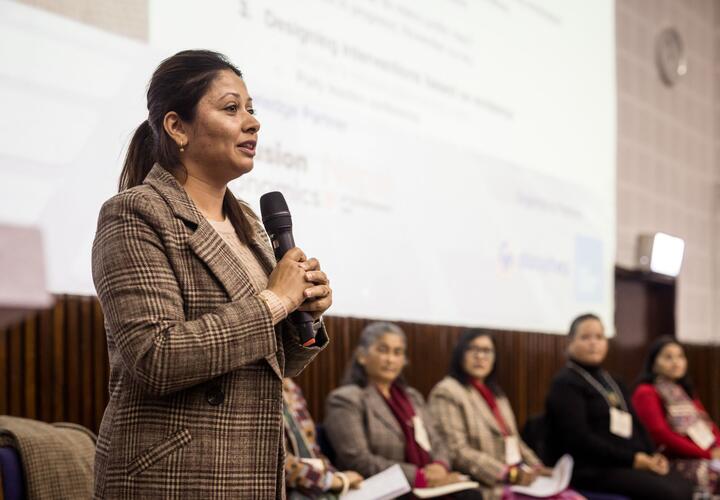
[0,446,25,500]
[315,424,336,464]
[521,413,550,464]
[0,417,95,499]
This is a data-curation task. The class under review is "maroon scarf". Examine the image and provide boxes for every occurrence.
[471,379,510,436]
[380,383,432,468]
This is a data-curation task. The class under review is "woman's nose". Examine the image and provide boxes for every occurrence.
[243,112,260,134]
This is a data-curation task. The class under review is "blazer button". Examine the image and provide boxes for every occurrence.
[205,385,225,406]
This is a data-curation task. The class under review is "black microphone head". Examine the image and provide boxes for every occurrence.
[260,191,292,232]
[260,191,288,217]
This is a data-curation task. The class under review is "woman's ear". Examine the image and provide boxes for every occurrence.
[356,348,367,367]
[163,111,189,148]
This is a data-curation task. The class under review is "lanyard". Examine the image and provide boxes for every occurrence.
[282,400,316,459]
[567,361,628,412]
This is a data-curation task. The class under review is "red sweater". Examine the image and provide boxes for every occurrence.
[632,383,720,459]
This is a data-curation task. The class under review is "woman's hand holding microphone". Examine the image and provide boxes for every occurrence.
[266,247,332,320]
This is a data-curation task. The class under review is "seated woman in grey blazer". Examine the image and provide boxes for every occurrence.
[324,322,483,498]
[429,330,556,499]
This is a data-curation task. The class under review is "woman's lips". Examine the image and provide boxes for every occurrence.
[237,141,256,157]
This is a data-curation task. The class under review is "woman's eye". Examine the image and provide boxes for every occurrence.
[247,108,256,115]
[225,104,238,112]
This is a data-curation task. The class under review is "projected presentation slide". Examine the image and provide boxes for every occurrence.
[0,0,615,333]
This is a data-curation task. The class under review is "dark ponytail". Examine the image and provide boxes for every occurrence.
[118,50,254,241]
[119,120,155,191]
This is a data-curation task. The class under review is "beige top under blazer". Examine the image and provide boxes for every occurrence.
[91,164,327,499]
[429,376,540,489]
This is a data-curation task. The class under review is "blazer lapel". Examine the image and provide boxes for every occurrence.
[467,385,503,435]
[144,165,284,378]
[497,397,518,435]
[144,164,259,302]
[365,385,404,440]
[187,220,256,301]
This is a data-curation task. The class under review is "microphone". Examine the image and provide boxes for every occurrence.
[260,191,316,347]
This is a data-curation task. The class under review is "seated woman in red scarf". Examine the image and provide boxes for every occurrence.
[324,322,483,499]
[632,336,720,496]
[428,330,582,500]
[283,378,363,499]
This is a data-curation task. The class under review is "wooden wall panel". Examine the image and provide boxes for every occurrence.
[8,324,22,416]
[38,308,53,421]
[0,325,6,415]
[298,321,720,426]
[52,300,65,422]
[1,296,718,434]
[23,317,36,419]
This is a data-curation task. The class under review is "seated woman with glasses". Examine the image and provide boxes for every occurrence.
[323,322,483,499]
[632,336,720,496]
[428,330,569,500]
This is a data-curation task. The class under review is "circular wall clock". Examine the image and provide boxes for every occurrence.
[655,27,687,87]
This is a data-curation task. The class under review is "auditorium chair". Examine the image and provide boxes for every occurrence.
[0,416,95,500]
[0,446,24,500]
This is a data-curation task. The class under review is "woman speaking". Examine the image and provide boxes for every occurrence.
[91,50,331,498]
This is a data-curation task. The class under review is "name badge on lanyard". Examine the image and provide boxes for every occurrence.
[504,435,522,465]
[412,416,432,453]
[610,407,633,439]
[569,362,633,440]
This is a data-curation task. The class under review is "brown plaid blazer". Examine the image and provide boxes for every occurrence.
[323,384,449,483]
[91,164,327,499]
[428,376,540,496]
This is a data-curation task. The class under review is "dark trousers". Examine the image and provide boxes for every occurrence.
[400,487,485,500]
[573,467,694,500]
[451,489,485,500]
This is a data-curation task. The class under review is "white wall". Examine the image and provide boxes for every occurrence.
[615,0,719,343]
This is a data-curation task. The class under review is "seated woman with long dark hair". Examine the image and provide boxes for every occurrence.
[544,314,693,500]
[428,330,569,500]
[323,322,483,499]
[632,336,720,496]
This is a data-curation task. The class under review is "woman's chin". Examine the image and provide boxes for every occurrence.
[378,373,399,384]
[234,161,254,176]
[576,354,604,365]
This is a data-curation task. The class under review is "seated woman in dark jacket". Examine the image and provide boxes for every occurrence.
[324,322,483,499]
[544,314,693,500]
[632,336,720,496]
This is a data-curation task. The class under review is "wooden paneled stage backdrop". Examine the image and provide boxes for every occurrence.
[1,295,719,433]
